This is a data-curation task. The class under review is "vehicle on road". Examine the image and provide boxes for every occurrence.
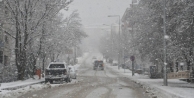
[68,65,77,79]
[149,66,162,79]
[108,59,113,64]
[45,62,71,84]
[112,63,118,66]
[93,60,104,70]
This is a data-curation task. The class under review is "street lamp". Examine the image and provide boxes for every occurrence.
[131,1,135,76]
[108,15,121,70]
[163,0,168,86]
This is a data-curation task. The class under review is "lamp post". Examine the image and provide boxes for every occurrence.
[108,15,121,70]
[163,0,168,86]
[74,45,77,65]
[131,0,135,76]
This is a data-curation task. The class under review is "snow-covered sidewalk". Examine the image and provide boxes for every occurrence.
[0,78,44,91]
[107,64,194,98]
[0,77,46,98]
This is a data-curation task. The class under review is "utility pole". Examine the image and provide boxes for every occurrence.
[74,45,77,65]
[131,0,135,76]
[111,24,113,61]
[190,16,194,81]
[163,0,168,86]
[118,15,121,70]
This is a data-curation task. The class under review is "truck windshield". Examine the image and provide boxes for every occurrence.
[94,61,103,65]
[49,64,65,68]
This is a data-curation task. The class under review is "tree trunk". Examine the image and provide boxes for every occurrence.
[187,47,193,70]
[17,66,24,80]
[51,53,55,62]
[15,10,23,80]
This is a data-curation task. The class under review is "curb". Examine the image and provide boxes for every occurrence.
[1,81,44,90]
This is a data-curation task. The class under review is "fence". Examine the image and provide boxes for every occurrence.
[167,71,190,79]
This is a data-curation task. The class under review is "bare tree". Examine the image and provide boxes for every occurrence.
[44,11,87,62]
[3,0,72,80]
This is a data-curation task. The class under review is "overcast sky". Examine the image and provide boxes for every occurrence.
[63,0,132,51]
[66,0,132,28]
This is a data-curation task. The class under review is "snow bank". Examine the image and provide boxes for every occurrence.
[107,64,194,98]
[0,79,77,98]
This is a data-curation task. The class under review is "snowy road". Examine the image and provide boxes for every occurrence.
[18,53,149,98]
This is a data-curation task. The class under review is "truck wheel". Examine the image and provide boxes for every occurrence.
[69,77,72,82]
[65,78,69,83]
[50,80,53,84]
[45,79,48,83]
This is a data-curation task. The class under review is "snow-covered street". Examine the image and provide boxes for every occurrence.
[16,53,149,98]
[1,0,194,98]
[0,53,193,98]
[0,53,194,98]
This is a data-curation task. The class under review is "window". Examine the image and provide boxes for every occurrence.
[49,64,65,68]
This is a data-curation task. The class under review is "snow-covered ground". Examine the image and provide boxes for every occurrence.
[106,64,194,98]
[0,80,59,98]
[2,52,193,98]
[0,53,89,98]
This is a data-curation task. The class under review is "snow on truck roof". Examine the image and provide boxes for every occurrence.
[49,62,66,64]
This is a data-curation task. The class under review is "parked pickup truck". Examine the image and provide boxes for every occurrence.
[45,62,71,84]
